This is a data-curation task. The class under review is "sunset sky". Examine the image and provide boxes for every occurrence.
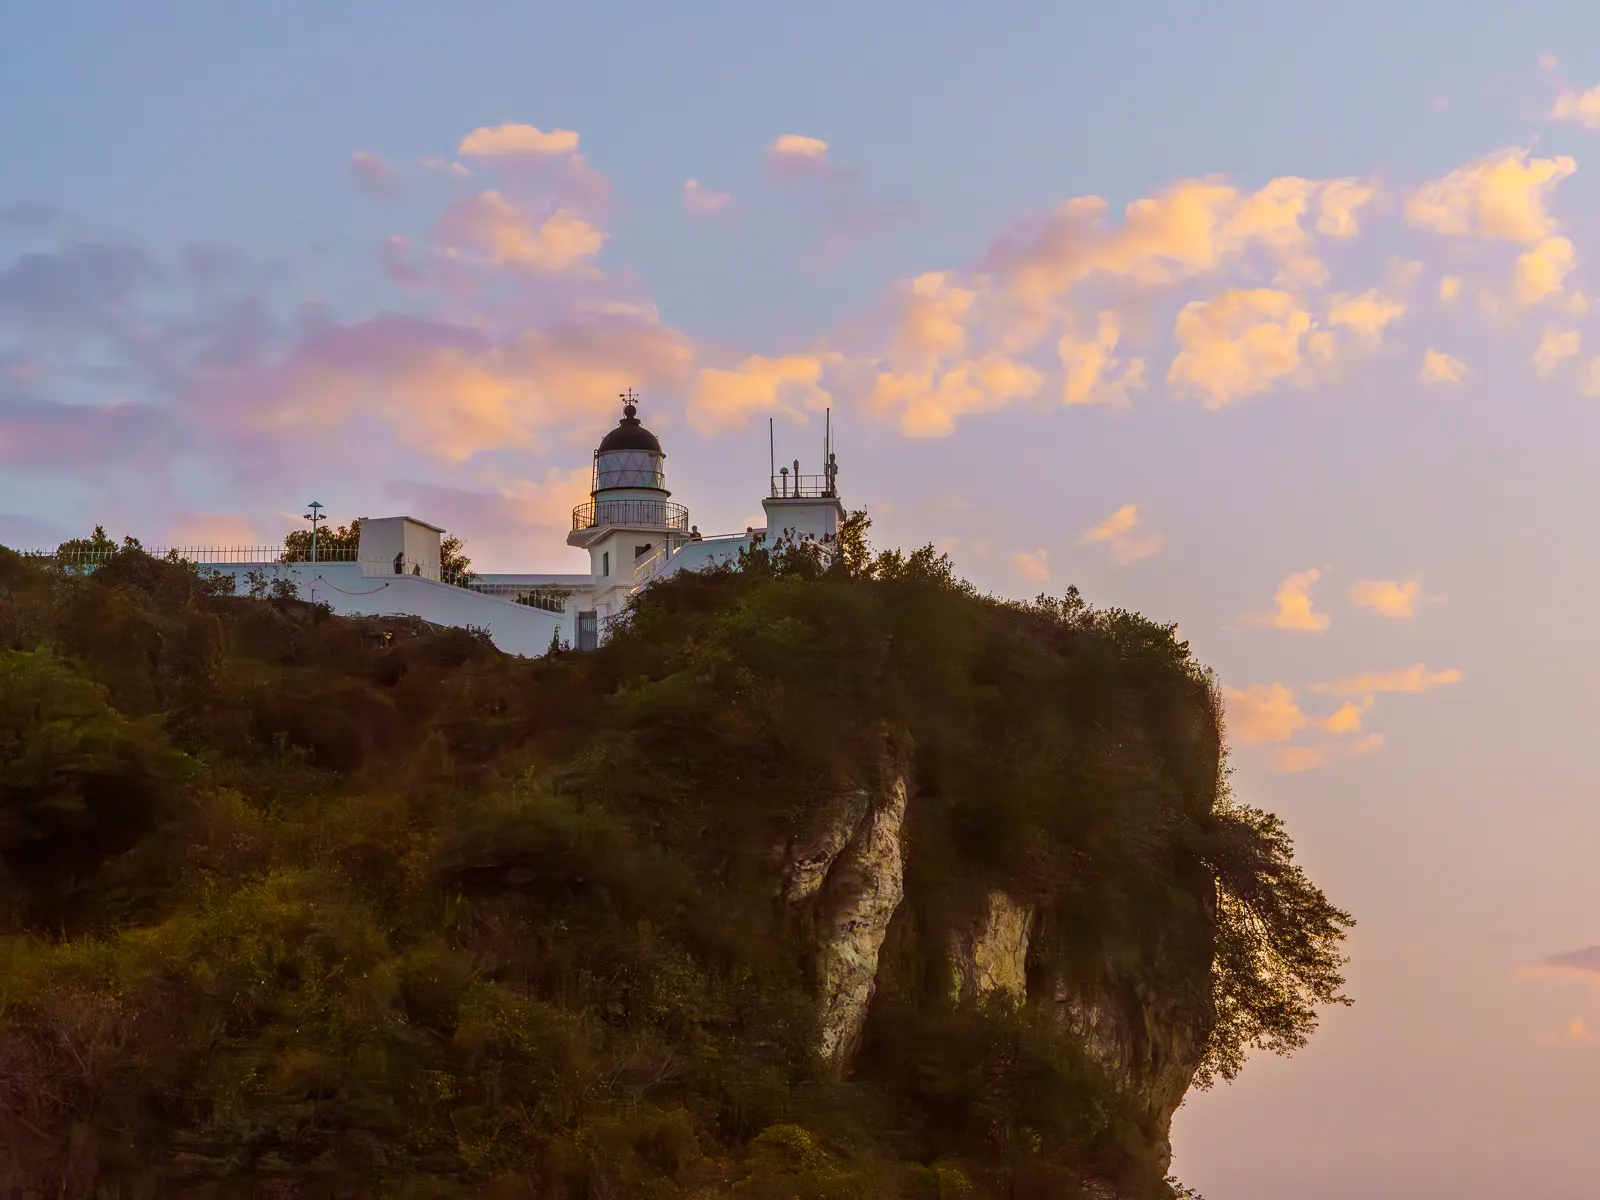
[5,2,1600,1193]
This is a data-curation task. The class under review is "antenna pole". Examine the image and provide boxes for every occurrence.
[769,417,775,496]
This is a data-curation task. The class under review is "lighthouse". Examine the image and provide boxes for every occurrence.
[566,391,691,627]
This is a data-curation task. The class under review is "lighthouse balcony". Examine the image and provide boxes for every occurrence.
[572,498,690,533]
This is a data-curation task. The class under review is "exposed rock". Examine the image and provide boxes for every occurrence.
[948,890,1032,1003]
[1052,975,1210,1180]
[790,770,908,1069]
[782,787,871,905]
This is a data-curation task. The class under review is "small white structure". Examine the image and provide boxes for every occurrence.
[356,516,445,581]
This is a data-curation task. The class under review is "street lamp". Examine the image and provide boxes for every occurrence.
[303,501,326,563]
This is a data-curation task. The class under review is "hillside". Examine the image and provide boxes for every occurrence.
[0,526,1352,1199]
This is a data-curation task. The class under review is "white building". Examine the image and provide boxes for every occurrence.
[193,395,846,657]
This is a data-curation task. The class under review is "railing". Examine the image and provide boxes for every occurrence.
[571,499,690,532]
[14,545,364,567]
[632,543,671,586]
[769,474,837,499]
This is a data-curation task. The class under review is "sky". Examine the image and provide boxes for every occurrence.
[4,1,1600,1193]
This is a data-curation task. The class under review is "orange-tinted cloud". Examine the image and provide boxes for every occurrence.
[867,356,1042,438]
[1405,148,1575,242]
[1347,578,1426,618]
[1014,547,1050,581]
[1550,83,1600,129]
[1419,348,1468,384]
[1327,289,1407,340]
[1534,328,1582,378]
[1247,568,1331,632]
[1512,236,1582,309]
[683,179,732,216]
[767,133,830,174]
[1058,311,1147,406]
[1309,664,1465,697]
[1439,275,1463,303]
[1081,504,1164,564]
[983,174,1373,330]
[228,312,694,464]
[1166,288,1316,408]
[458,124,580,158]
[436,191,604,273]
[890,272,977,369]
[690,353,835,432]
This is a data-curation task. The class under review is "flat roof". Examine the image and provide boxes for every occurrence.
[363,515,447,533]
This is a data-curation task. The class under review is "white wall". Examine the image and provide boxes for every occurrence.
[357,516,443,580]
[206,561,567,657]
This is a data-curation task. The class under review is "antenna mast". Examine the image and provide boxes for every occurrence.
[769,417,775,495]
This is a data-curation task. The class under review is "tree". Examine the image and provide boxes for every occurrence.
[441,534,477,587]
[282,519,363,561]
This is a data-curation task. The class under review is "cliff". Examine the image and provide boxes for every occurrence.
[0,531,1352,1199]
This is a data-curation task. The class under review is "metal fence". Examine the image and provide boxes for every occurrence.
[15,545,363,566]
[769,473,836,499]
[571,499,690,533]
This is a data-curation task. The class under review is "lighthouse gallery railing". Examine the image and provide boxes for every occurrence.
[571,499,690,532]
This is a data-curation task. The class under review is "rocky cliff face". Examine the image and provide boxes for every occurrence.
[786,744,1212,1194]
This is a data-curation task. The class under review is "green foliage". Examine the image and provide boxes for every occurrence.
[283,516,363,558]
[0,530,1351,1198]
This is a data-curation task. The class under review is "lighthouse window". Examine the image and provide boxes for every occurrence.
[635,543,651,558]
[602,551,610,577]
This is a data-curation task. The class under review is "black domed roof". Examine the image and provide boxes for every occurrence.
[597,402,662,454]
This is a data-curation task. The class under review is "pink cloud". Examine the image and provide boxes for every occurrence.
[683,179,732,216]
[350,151,403,195]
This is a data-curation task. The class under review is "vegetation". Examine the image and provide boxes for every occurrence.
[0,519,1351,1198]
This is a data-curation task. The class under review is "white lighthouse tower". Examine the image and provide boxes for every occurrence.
[566,391,690,636]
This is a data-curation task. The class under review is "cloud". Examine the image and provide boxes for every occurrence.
[435,191,604,273]
[1550,83,1600,129]
[1439,275,1462,303]
[1327,289,1407,340]
[458,124,580,158]
[213,311,694,464]
[1081,504,1164,564]
[0,392,175,468]
[1512,236,1578,308]
[1272,744,1334,773]
[767,134,830,173]
[1315,179,1376,239]
[163,510,274,546]
[350,151,402,194]
[683,179,732,216]
[1308,663,1465,697]
[1347,578,1428,618]
[1539,945,1600,976]
[1223,681,1383,769]
[1405,148,1576,242]
[690,353,835,433]
[1419,348,1468,384]
[1225,682,1312,744]
[1014,547,1050,581]
[1247,568,1330,632]
[890,272,977,369]
[384,467,594,569]
[1166,288,1316,408]
[867,355,1042,438]
[1534,327,1582,378]
[1058,311,1147,406]
[420,156,472,178]
[982,174,1374,330]
[1538,54,1560,73]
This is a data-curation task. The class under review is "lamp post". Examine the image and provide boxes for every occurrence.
[303,501,326,563]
